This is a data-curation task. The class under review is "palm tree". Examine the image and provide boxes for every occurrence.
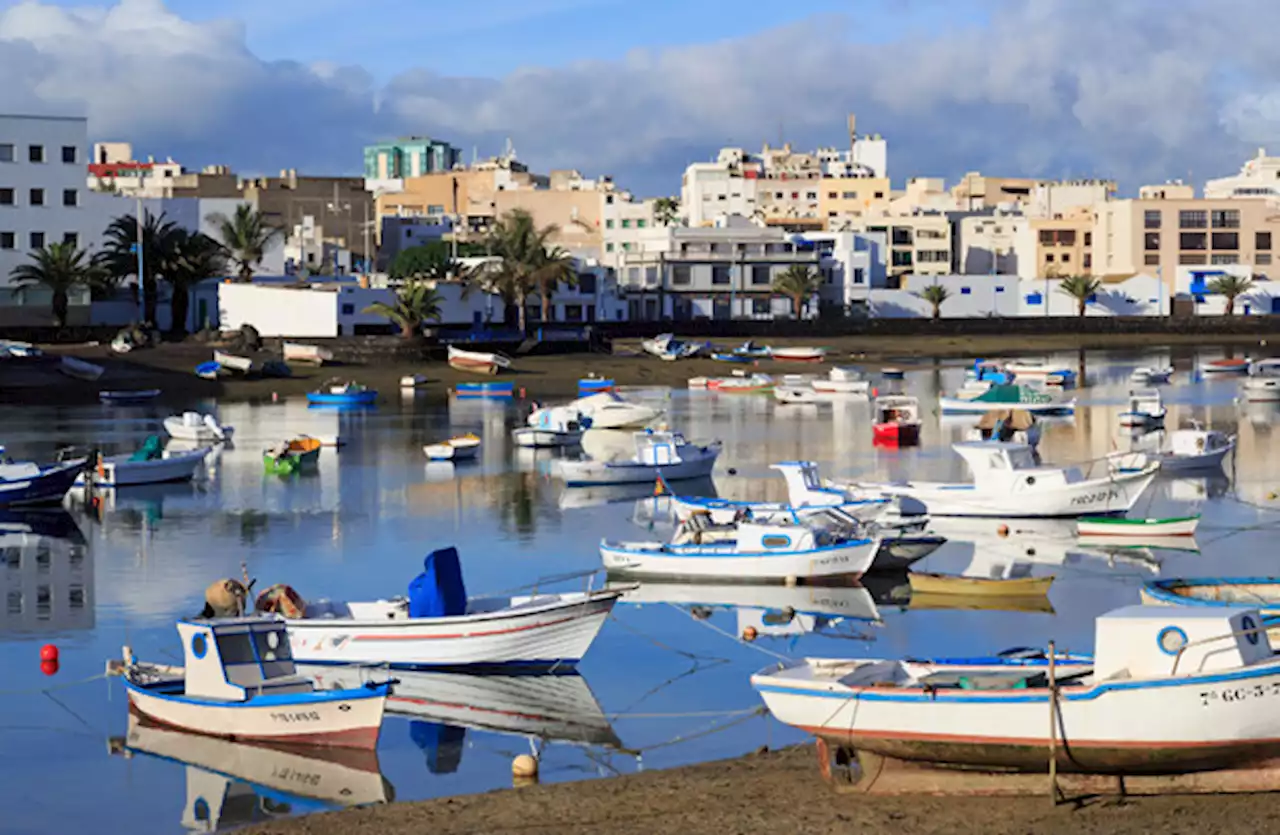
[99,211,180,324]
[919,284,951,320]
[206,205,283,283]
[1057,275,1103,317]
[164,230,228,334]
[1208,274,1255,315]
[469,209,564,332]
[389,242,455,281]
[363,281,444,339]
[653,197,680,227]
[9,242,104,327]
[533,247,578,324]
[772,265,823,319]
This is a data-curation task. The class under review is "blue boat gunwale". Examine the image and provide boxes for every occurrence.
[1144,577,1280,609]
[601,537,875,559]
[122,676,391,707]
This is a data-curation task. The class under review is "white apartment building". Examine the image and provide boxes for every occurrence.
[0,115,95,301]
[958,213,1037,278]
[86,141,184,197]
[787,229,889,310]
[601,194,667,267]
[1027,179,1116,218]
[1204,149,1280,200]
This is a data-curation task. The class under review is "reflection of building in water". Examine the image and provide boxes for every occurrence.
[0,513,92,633]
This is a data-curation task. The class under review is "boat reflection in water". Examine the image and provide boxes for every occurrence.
[110,715,391,832]
[559,477,717,511]
[303,666,624,774]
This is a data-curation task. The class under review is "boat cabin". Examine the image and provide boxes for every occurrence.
[634,431,689,465]
[772,461,848,506]
[1093,605,1272,681]
[177,617,312,701]
[1169,429,1232,457]
[874,396,919,424]
[0,445,44,480]
[1251,359,1280,378]
[951,441,1086,490]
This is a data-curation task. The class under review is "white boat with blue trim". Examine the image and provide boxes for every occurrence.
[841,442,1159,518]
[0,446,86,507]
[283,547,622,670]
[110,616,390,749]
[601,516,881,581]
[554,430,720,486]
[753,605,1280,772]
[671,462,890,525]
[1141,578,1280,615]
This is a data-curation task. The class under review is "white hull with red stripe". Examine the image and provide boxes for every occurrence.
[285,590,621,670]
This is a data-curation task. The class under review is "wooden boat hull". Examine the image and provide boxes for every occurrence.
[873,422,920,447]
[1141,578,1280,616]
[601,537,879,581]
[213,352,253,373]
[124,677,387,749]
[1077,515,1198,537]
[454,382,514,398]
[287,591,620,669]
[423,440,481,461]
[447,346,511,375]
[1204,360,1249,374]
[264,445,321,475]
[908,572,1053,597]
[812,380,871,395]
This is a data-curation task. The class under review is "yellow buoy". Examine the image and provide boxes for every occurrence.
[512,754,539,780]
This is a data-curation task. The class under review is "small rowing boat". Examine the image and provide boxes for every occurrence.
[1077,515,1199,538]
[454,381,514,398]
[264,437,322,475]
[907,572,1054,598]
[213,351,253,374]
[283,342,334,366]
[769,346,826,363]
[306,381,377,406]
[1141,578,1280,615]
[447,345,512,375]
[424,434,482,462]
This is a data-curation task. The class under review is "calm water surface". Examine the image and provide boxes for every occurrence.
[2,346,1278,834]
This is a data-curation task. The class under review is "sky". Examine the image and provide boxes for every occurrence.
[0,0,1278,196]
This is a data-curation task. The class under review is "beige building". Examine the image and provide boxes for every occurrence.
[1032,209,1094,278]
[837,213,951,283]
[819,175,891,224]
[951,172,1037,210]
[1095,195,1280,284]
[889,177,955,214]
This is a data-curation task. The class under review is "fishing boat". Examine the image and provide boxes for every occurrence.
[569,392,663,430]
[641,333,703,361]
[1149,428,1235,473]
[843,442,1159,517]
[454,381,514,398]
[578,377,615,396]
[281,547,622,670]
[812,367,871,396]
[108,616,390,748]
[263,437,322,475]
[769,346,826,363]
[940,383,1074,415]
[733,340,772,358]
[306,381,377,406]
[1131,366,1174,384]
[400,374,429,389]
[114,718,390,828]
[752,605,1280,772]
[58,356,103,381]
[447,345,512,375]
[1141,578,1280,614]
[164,412,234,443]
[671,462,891,524]
[195,361,222,380]
[872,395,921,447]
[907,572,1054,598]
[601,516,881,581]
[213,351,253,374]
[1077,515,1199,537]
[423,434,482,462]
[1118,388,1166,427]
[1242,358,1280,402]
[1003,359,1075,380]
[79,440,208,487]
[555,431,720,486]
[965,408,1041,448]
[1203,357,1250,375]
[711,352,755,363]
[98,389,161,405]
[516,405,589,448]
[0,447,85,507]
[283,342,334,366]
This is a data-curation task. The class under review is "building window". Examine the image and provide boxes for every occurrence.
[621,242,631,251]
[1046,254,1055,263]
[671,265,691,286]
[1257,231,1272,251]
[565,304,583,322]
[1083,253,1092,268]
[891,250,913,267]
[853,267,864,284]
[1178,252,1207,265]
[891,228,913,246]
[61,146,77,164]
[874,191,884,199]
[1144,232,1160,251]
[62,189,77,207]
[579,274,597,293]
[621,220,631,229]
[1179,231,1206,250]
[711,266,731,285]
[827,192,838,199]
[790,192,798,199]
[751,265,771,286]
[0,144,12,163]
[1084,232,1092,246]
[1144,210,1161,229]
[1144,253,1160,266]
[1211,209,1240,229]
[1179,210,1207,229]
[1211,231,1239,250]
[29,189,44,207]
[960,287,972,295]
[805,192,817,200]
[842,191,855,199]
[28,145,44,163]
[0,188,12,206]
[752,298,770,315]
[341,303,355,315]
[62,232,78,247]
[1062,253,1071,264]
[1039,230,1055,245]
[1211,253,1240,265]
[29,232,44,249]
[605,219,614,229]
[637,219,646,228]
[605,243,614,252]
[0,232,13,249]
[1258,253,1273,265]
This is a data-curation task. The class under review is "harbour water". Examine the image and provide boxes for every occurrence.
[1,347,1277,834]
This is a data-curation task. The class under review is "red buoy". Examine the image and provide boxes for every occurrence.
[40,644,58,662]
[40,659,58,677]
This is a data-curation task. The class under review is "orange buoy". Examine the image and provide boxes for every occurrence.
[742,626,759,642]
[40,644,58,662]
[997,524,1010,538]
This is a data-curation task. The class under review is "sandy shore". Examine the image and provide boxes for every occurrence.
[238,744,1280,835]
[0,331,1263,407]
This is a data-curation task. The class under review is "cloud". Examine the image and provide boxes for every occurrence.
[3,0,1280,194]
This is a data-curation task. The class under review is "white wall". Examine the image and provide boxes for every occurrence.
[218,283,339,337]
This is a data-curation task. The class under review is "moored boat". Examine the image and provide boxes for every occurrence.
[1077,515,1199,538]
[306,380,377,406]
[566,392,663,430]
[752,604,1280,772]
[195,361,222,380]
[578,377,615,396]
[282,547,622,670]
[872,395,921,447]
[283,342,334,366]
[1141,578,1280,615]
[812,366,871,396]
[423,433,482,462]
[1131,366,1174,384]
[716,373,775,394]
[940,383,1074,415]
[80,440,209,487]
[213,351,253,374]
[1242,358,1280,402]
[263,437,322,475]
[447,345,512,375]
[59,356,104,381]
[164,412,234,443]
[1118,388,1166,428]
[1003,359,1075,379]
[554,430,720,486]
[1149,428,1235,473]
[1203,357,1250,374]
[907,572,1054,598]
[769,346,826,363]
[453,381,514,398]
[516,404,589,448]
[400,373,429,389]
[109,616,390,749]
[0,447,86,507]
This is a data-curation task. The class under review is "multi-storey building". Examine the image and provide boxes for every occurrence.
[1205,148,1280,200]
[958,213,1036,277]
[834,212,951,285]
[1031,209,1094,277]
[363,136,462,182]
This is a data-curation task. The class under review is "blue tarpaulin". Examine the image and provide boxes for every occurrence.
[408,547,467,618]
